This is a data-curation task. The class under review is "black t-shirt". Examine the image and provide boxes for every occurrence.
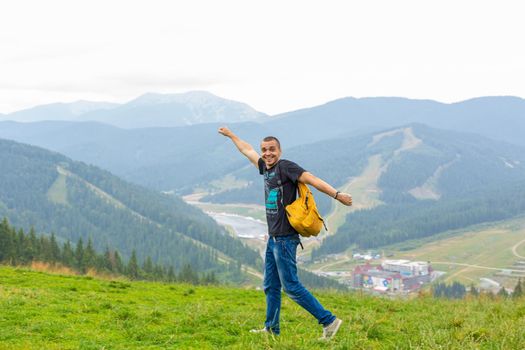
[258,158,306,237]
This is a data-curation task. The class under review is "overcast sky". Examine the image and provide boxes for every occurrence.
[1,0,524,115]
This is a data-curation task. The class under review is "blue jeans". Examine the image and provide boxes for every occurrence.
[263,234,335,334]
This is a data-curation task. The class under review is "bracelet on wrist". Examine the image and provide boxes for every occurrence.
[334,191,340,199]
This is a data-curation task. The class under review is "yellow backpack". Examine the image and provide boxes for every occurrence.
[285,182,327,237]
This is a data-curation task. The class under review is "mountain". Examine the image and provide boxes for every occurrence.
[2,101,119,122]
[0,121,271,191]
[77,91,267,128]
[1,91,267,128]
[1,96,524,194]
[3,95,524,143]
[0,138,261,279]
[264,96,525,147]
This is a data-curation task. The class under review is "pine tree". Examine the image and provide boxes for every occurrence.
[127,250,140,279]
[469,283,479,297]
[513,278,523,299]
[203,271,217,285]
[451,281,466,299]
[143,256,154,276]
[84,238,96,271]
[27,227,38,262]
[102,247,113,272]
[0,218,12,262]
[39,235,51,262]
[167,266,176,282]
[113,251,124,274]
[497,287,509,298]
[179,264,198,284]
[62,240,75,267]
[153,264,164,281]
[75,238,85,273]
[49,233,61,264]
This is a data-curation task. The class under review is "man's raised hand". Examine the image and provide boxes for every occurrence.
[218,126,233,138]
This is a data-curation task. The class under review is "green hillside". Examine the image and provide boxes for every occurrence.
[0,138,261,280]
[1,266,524,349]
[315,178,525,256]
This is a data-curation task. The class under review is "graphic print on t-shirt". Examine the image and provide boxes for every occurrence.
[264,170,280,215]
[266,188,279,211]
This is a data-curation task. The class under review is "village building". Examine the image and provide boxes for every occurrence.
[352,259,433,293]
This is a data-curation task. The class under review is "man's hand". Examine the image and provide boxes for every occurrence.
[218,126,260,168]
[218,126,234,138]
[337,192,352,206]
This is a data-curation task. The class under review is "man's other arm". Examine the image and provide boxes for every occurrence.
[298,172,352,206]
[218,126,260,168]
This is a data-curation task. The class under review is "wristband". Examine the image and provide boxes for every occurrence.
[334,191,340,199]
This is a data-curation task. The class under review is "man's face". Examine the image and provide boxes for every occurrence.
[260,140,281,168]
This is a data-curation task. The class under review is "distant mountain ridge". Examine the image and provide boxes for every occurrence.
[0,95,524,193]
[4,101,119,122]
[265,96,525,146]
[0,121,270,191]
[1,91,267,128]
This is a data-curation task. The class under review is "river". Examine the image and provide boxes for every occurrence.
[206,211,267,240]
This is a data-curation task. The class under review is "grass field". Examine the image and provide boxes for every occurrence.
[1,265,525,349]
[393,217,525,287]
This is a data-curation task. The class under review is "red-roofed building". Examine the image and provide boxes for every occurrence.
[352,260,432,293]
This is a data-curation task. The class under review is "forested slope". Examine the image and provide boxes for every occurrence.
[0,139,261,279]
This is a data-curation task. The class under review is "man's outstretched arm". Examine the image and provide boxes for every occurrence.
[298,172,353,206]
[218,127,260,168]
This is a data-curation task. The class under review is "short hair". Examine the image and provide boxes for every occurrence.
[262,136,281,149]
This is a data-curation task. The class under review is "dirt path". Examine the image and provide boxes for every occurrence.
[432,261,525,273]
[316,256,352,272]
[511,239,525,259]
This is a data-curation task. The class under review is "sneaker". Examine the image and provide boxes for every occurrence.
[250,327,270,334]
[319,318,342,341]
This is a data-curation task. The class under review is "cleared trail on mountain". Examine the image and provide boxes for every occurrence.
[409,155,461,200]
[323,127,422,236]
[299,127,423,258]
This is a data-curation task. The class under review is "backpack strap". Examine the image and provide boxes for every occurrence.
[277,161,304,249]
[276,160,292,208]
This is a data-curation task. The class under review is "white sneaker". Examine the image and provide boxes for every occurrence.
[319,318,342,341]
[250,327,270,334]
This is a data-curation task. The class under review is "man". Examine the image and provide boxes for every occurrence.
[218,126,352,340]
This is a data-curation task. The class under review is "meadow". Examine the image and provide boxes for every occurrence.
[1,265,524,349]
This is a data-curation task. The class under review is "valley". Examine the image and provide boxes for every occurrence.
[304,216,525,290]
[2,95,525,292]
